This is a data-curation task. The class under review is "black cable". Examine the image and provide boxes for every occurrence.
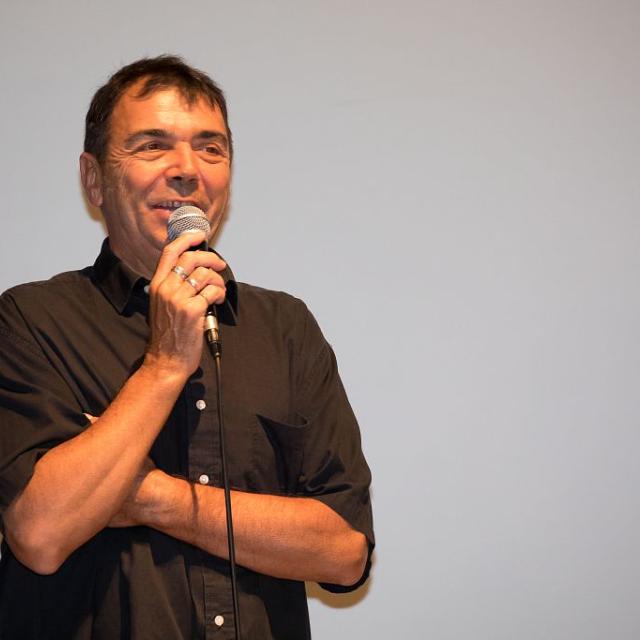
[207,317,242,640]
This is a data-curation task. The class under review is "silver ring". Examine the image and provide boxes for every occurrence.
[172,265,188,280]
[187,277,199,289]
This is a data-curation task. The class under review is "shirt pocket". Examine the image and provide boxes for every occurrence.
[255,413,310,495]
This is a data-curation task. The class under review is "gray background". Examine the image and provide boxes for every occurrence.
[2,1,640,638]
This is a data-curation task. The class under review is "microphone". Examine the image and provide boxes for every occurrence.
[167,206,221,353]
[167,205,211,249]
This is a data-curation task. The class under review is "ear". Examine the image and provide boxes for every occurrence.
[79,152,104,207]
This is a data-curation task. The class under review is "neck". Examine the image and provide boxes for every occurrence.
[108,237,158,281]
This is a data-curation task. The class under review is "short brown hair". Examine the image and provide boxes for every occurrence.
[84,55,233,162]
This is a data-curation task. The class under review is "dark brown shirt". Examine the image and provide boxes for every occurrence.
[0,240,373,640]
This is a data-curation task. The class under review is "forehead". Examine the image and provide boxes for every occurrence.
[109,82,225,137]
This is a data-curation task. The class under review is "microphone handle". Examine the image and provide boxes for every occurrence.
[185,239,221,353]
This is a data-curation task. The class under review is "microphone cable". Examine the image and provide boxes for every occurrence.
[206,310,242,640]
[167,206,241,639]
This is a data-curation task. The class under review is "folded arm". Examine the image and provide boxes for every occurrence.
[110,467,369,587]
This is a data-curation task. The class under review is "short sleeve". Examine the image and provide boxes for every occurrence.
[0,294,87,515]
[292,304,374,592]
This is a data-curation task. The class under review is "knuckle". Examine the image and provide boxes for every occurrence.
[155,279,173,297]
[206,269,223,285]
[177,253,194,271]
[202,285,215,298]
[205,284,226,303]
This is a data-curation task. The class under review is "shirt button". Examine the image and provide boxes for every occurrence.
[198,474,210,485]
[143,284,150,294]
[196,399,206,410]
[214,615,224,627]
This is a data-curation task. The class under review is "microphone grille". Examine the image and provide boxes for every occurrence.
[167,206,211,242]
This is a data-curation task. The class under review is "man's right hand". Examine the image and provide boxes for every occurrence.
[144,231,227,379]
[3,231,227,575]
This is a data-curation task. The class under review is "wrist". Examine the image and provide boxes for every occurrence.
[125,469,160,527]
[133,470,182,528]
[138,355,190,389]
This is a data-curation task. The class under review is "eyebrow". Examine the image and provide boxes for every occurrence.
[193,131,229,150]
[124,129,229,150]
[124,129,168,149]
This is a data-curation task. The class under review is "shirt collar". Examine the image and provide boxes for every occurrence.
[91,238,238,324]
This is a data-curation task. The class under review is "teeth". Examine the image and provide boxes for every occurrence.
[156,201,197,210]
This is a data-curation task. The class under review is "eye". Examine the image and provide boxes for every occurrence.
[195,143,227,163]
[203,144,223,155]
[137,140,167,153]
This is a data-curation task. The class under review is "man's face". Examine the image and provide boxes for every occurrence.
[84,81,231,277]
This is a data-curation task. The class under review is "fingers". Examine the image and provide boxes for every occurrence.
[169,254,227,287]
[197,283,226,306]
[150,233,226,305]
[153,232,226,286]
[157,266,225,317]
[179,266,226,301]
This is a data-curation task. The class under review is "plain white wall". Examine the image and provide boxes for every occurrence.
[2,1,640,638]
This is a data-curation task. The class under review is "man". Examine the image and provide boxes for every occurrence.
[0,56,373,639]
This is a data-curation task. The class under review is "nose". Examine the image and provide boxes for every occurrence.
[166,143,198,194]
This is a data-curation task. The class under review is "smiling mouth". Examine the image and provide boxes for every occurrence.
[152,200,202,212]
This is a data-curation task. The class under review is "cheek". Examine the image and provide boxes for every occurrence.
[125,170,159,198]
[114,159,159,196]
[206,169,231,196]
